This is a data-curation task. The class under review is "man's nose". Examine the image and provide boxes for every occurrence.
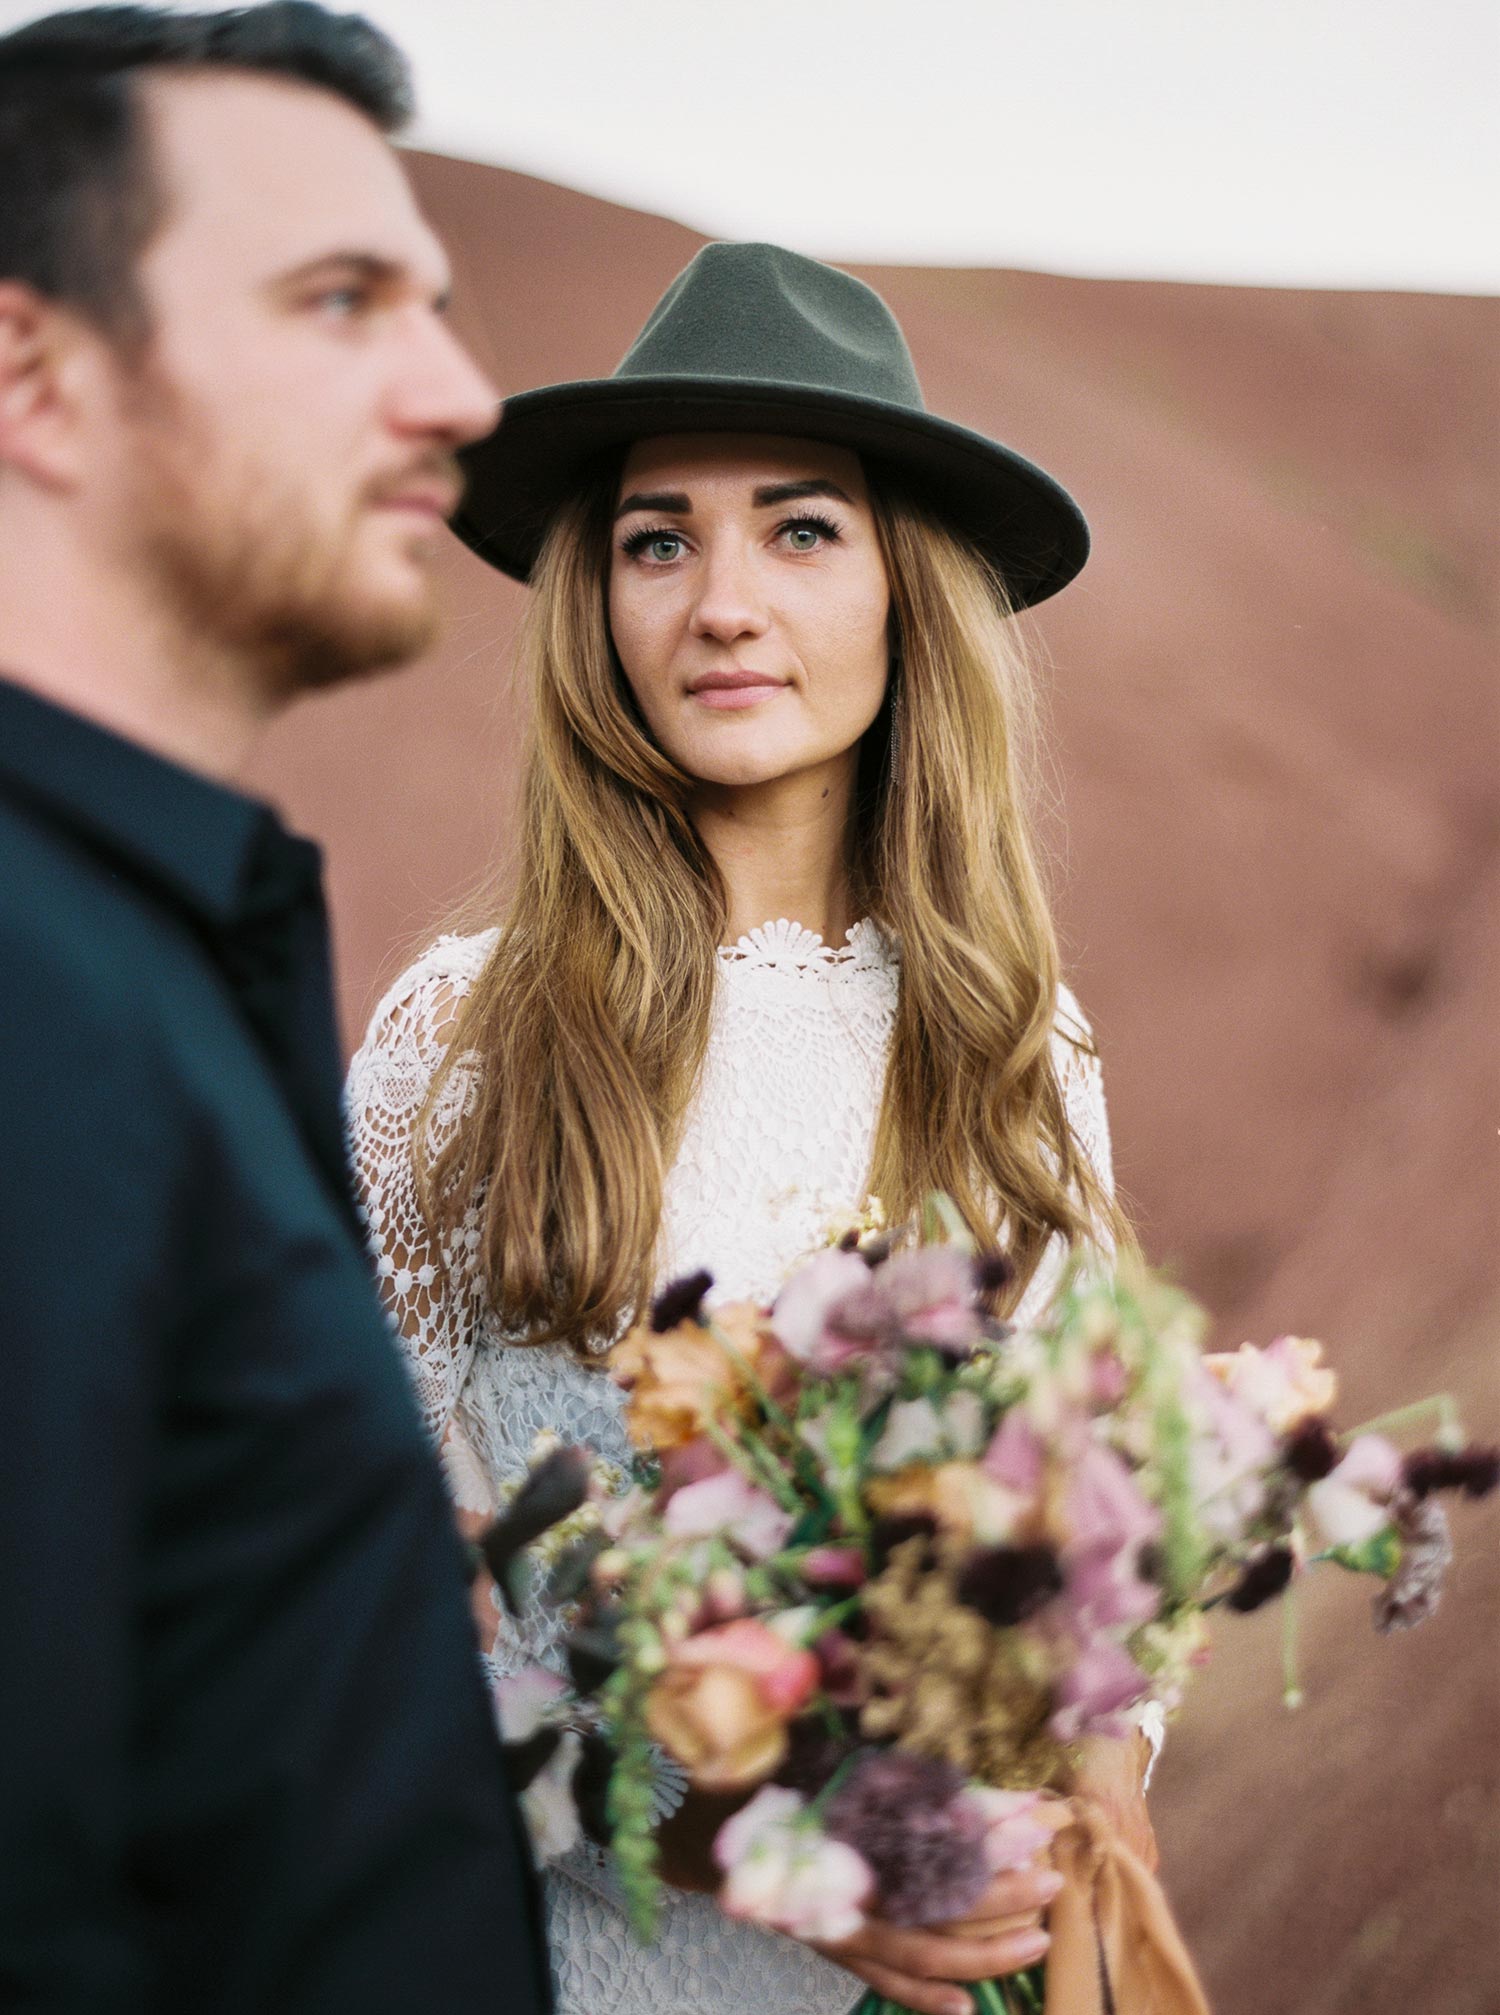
[391,312,502,450]
[690,539,770,645]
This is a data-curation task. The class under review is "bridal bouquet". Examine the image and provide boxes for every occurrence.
[485,1203,1495,2015]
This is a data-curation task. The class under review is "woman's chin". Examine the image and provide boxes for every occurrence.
[671,729,856,795]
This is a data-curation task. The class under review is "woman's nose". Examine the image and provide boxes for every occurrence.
[689,540,771,645]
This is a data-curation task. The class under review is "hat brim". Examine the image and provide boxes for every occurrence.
[452,376,1088,611]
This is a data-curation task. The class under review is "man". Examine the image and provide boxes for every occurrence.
[0,6,550,2009]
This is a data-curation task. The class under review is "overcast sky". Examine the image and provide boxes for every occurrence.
[4,0,1495,291]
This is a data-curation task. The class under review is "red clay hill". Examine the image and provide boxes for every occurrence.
[250,154,1499,2015]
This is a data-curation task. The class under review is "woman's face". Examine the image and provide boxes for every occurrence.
[607,433,892,792]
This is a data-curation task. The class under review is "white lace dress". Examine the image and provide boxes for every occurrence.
[346,919,1117,2015]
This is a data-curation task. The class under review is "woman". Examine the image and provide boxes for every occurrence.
[348,242,1148,2015]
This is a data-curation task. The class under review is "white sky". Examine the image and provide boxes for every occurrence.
[4,0,1496,291]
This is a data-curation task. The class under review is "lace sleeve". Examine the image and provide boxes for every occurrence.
[1013,982,1116,1339]
[344,931,498,1453]
[1053,980,1115,1212]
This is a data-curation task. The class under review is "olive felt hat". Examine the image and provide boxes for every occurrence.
[453,241,1089,610]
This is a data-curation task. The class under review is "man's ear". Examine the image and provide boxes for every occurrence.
[0,281,99,490]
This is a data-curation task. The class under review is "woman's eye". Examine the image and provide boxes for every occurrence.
[622,526,687,563]
[779,514,841,552]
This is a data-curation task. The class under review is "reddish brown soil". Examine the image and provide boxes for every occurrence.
[248,154,1499,2014]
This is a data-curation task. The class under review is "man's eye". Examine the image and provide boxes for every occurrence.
[314,285,370,318]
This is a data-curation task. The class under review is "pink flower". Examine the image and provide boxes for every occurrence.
[1183,1363,1279,1541]
[960,1787,1056,1873]
[657,1436,733,1502]
[1062,1438,1162,1565]
[771,1248,879,1372]
[813,1626,864,1706]
[715,1787,875,1943]
[982,1407,1047,1496]
[802,1545,868,1587]
[1065,1546,1160,1631]
[672,1617,820,1715]
[1087,1349,1129,1409]
[1304,1435,1403,1551]
[832,1246,984,1356]
[1049,1635,1150,1742]
[663,1470,794,1560]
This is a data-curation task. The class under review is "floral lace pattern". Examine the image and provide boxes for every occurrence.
[345,920,1116,2015]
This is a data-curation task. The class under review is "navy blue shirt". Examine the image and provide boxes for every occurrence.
[0,680,550,2013]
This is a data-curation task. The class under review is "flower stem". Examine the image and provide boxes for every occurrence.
[1339,1393,1461,1446]
[922,1190,976,1250]
[971,1980,1018,2015]
[700,1415,804,1513]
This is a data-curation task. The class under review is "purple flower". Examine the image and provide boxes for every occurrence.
[1225,1546,1296,1613]
[1285,1419,1340,1482]
[824,1751,994,1927]
[1403,1445,1500,1501]
[651,1269,714,1332]
[955,1544,1065,1627]
[813,1627,865,1705]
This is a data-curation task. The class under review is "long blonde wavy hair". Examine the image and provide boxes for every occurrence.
[417,454,1126,1350]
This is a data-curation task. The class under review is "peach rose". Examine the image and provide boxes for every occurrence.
[610,1302,790,1453]
[646,1664,791,1791]
[645,1617,820,1791]
[1205,1336,1338,1435]
[867,1460,1026,1546]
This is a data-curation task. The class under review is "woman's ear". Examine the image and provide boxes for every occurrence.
[0,283,99,492]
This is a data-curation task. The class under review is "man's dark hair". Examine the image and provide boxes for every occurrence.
[0,4,413,347]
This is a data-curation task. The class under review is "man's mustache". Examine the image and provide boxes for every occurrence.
[365,453,467,516]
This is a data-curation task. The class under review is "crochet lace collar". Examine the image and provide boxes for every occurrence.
[716,917,893,974]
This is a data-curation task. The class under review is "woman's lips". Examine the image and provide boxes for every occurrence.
[688,672,786,711]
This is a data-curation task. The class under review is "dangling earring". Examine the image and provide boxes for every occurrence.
[884,646,905,793]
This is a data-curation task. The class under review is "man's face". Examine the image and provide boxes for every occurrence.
[98,69,499,695]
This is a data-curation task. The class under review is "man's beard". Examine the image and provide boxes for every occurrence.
[121,376,452,700]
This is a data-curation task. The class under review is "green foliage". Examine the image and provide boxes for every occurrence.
[600,1648,664,1942]
[1327,1527,1402,1578]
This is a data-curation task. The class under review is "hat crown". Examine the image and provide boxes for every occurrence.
[615,241,927,411]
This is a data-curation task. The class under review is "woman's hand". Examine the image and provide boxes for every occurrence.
[1069,1730,1157,1869]
[812,1859,1063,2015]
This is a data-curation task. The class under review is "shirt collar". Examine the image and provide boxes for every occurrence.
[0,676,321,927]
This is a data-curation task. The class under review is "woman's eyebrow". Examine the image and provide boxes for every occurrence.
[615,489,691,519]
[614,477,855,521]
[752,479,853,507]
